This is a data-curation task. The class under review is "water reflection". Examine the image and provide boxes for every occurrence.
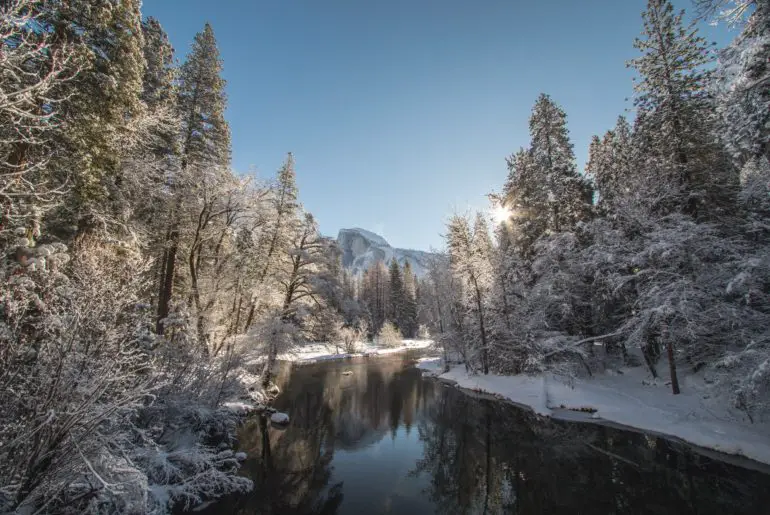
[211,357,770,515]
[413,389,770,515]
[229,356,434,514]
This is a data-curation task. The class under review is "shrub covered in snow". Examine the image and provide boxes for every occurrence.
[377,321,402,348]
[0,242,255,513]
[340,326,365,353]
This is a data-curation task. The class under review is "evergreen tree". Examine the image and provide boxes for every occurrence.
[502,148,545,257]
[401,261,419,338]
[46,0,146,226]
[388,258,405,331]
[0,0,77,245]
[501,95,592,258]
[586,116,633,211]
[528,94,593,233]
[713,0,770,166]
[125,17,180,230]
[629,0,735,217]
[140,17,179,162]
[362,260,390,335]
[177,23,231,170]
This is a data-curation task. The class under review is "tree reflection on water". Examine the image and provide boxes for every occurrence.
[209,356,770,515]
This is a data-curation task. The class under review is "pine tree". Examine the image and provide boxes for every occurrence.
[45,0,146,227]
[140,17,179,162]
[502,148,546,258]
[388,258,405,332]
[401,260,419,338]
[629,0,736,217]
[713,0,770,166]
[586,116,633,210]
[124,17,180,227]
[362,260,390,335]
[501,95,592,258]
[528,94,593,233]
[177,23,231,170]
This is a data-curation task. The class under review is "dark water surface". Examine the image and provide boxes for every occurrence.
[210,356,770,515]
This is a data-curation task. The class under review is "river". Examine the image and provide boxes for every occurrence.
[208,355,770,514]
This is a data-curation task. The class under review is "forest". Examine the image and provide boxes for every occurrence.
[0,0,768,513]
[418,0,770,414]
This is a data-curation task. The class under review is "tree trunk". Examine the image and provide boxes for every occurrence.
[664,322,680,395]
[243,302,256,333]
[498,274,513,331]
[642,343,659,379]
[156,225,178,334]
[472,277,489,375]
[189,257,208,356]
[483,405,492,514]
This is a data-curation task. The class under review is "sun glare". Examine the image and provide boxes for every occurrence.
[491,204,512,224]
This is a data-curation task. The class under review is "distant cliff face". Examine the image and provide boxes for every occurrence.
[336,228,434,277]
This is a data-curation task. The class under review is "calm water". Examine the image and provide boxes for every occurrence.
[211,356,770,515]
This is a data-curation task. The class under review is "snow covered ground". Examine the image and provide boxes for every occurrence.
[418,358,770,466]
[277,339,433,363]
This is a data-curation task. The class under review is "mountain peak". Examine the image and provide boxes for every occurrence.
[336,227,434,277]
[337,227,390,247]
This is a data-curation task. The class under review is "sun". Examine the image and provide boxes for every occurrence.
[491,204,512,224]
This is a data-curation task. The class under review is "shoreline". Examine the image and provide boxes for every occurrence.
[276,339,434,365]
[418,358,770,469]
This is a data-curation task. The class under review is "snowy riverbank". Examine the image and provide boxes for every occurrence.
[418,358,770,466]
[277,339,434,363]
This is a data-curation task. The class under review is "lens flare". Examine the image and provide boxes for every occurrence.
[491,204,512,224]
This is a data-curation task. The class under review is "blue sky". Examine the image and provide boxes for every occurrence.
[142,0,735,251]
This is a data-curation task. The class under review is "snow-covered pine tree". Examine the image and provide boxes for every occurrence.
[361,260,391,335]
[123,17,183,319]
[501,147,546,258]
[586,116,634,212]
[501,95,592,259]
[629,0,736,218]
[43,0,146,229]
[388,257,406,332]
[177,23,231,170]
[139,17,180,166]
[712,0,770,166]
[401,260,419,338]
[527,94,593,234]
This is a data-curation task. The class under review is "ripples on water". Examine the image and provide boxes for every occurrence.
[206,355,770,515]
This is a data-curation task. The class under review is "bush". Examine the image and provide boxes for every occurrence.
[377,321,402,348]
[340,327,362,353]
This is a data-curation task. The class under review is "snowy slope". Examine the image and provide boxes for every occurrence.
[337,228,435,277]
